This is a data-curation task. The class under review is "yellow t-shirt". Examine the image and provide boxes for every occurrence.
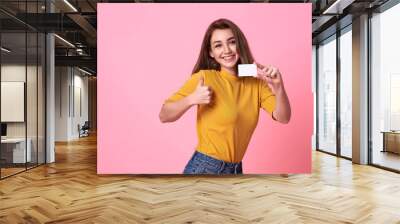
[165,69,276,163]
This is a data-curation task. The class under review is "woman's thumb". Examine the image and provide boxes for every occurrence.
[197,75,204,87]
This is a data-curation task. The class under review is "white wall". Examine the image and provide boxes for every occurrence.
[55,67,89,141]
[1,65,25,131]
[55,66,70,141]
[70,72,89,138]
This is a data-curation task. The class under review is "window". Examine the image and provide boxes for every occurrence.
[371,2,400,171]
[317,35,337,154]
[339,27,352,158]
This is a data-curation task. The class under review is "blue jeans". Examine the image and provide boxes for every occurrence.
[183,151,243,175]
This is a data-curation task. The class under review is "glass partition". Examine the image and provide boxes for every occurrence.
[1,30,28,177]
[317,35,337,154]
[0,1,46,179]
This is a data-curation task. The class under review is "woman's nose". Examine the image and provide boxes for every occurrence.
[223,44,232,53]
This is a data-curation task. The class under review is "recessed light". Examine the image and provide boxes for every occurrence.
[78,67,93,76]
[1,47,11,53]
[54,34,75,48]
[63,0,78,12]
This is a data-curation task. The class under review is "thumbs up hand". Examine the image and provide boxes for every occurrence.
[188,75,213,105]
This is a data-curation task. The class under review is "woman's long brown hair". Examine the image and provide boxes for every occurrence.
[192,18,254,74]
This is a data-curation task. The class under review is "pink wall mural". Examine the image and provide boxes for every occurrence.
[98,3,312,174]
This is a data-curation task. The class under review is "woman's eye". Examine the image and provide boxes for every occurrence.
[215,45,221,48]
[230,40,236,44]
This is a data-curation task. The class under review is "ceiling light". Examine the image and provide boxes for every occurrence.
[1,47,11,53]
[323,0,341,14]
[78,67,93,76]
[63,0,78,12]
[323,0,355,15]
[54,34,75,48]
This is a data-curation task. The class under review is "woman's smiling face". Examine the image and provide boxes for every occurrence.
[209,28,239,72]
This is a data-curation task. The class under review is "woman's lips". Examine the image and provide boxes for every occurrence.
[222,55,235,63]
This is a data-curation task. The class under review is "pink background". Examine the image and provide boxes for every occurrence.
[98,3,312,174]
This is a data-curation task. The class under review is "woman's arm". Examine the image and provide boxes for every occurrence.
[159,96,194,123]
[159,75,212,123]
[272,86,291,124]
[255,62,291,124]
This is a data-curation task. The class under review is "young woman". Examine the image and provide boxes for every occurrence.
[159,18,291,175]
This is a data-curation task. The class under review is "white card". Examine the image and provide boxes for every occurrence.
[238,64,257,77]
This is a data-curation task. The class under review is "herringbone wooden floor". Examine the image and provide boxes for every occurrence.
[1,134,400,224]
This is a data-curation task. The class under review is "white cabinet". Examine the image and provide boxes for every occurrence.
[1,138,32,163]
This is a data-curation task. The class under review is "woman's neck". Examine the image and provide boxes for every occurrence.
[221,67,237,76]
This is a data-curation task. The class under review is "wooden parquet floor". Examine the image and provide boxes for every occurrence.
[1,134,400,224]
